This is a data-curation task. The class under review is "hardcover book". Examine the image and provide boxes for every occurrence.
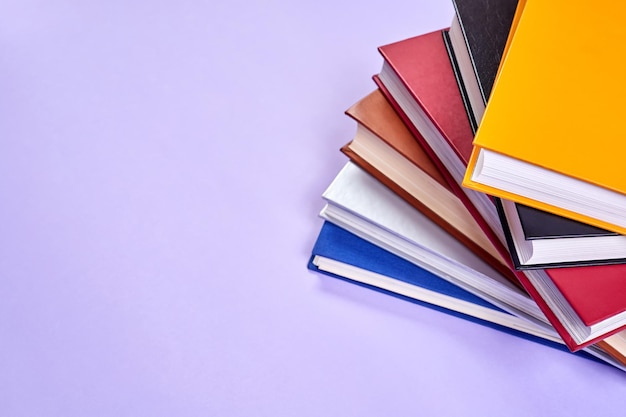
[463,1,626,235]
[309,221,626,369]
[496,198,626,270]
[321,162,544,328]
[318,161,626,355]
[524,265,626,349]
[341,89,511,278]
[448,0,519,128]
[375,28,626,350]
[309,221,558,343]
[308,221,614,366]
[375,29,505,248]
[444,1,626,270]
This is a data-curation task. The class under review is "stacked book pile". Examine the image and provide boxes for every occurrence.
[307,0,626,371]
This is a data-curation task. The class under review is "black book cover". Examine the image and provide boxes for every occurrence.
[515,203,617,240]
[451,0,518,103]
[495,198,625,270]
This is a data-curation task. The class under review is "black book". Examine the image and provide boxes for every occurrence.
[495,198,626,270]
[448,0,518,129]
[515,204,617,240]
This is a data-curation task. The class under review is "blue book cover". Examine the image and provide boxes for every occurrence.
[308,221,600,362]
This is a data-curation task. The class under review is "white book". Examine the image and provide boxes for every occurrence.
[321,162,549,325]
[320,162,626,370]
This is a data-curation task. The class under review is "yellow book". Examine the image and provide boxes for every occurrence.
[463,1,626,235]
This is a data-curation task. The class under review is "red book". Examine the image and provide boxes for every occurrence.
[520,266,626,351]
[374,28,626,351]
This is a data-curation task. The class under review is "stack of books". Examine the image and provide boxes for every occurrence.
[308,0,626,371]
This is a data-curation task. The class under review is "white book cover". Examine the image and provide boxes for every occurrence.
[319,162,626,370]
[321,162,545,326]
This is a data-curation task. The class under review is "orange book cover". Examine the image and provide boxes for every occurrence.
[341,89,512,280]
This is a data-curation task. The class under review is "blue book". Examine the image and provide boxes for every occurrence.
[308,221,605,363]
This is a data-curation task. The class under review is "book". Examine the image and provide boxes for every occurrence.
[321,162,547,329]
[316,162,626,363]
[444,3,626,270]
[463,1,626,235]
[341,89,512,279]
[600,332,626,367]
[328,161,626,351]
[309,222,626,369]
[447,0,519,129]
[375,29,505,249]
[310,221,558,342]
[382,23,596,263]
[523,265,626,349]
[374,27,626,350]
[496,198,626,270]
[308,221,609,364]
[516,204,616,240]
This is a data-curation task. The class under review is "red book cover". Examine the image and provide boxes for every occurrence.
[548,266,626,327]
[374,31,500,249]
[521,265,626,351]
[377,29,474,190]
[373,31,504,265]
[374,29,626,351]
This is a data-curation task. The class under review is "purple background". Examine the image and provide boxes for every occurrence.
[1,1,624,415]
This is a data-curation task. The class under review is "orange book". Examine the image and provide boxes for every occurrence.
[341,89,512,280]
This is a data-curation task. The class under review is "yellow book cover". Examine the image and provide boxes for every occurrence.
[464,0,626,235]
